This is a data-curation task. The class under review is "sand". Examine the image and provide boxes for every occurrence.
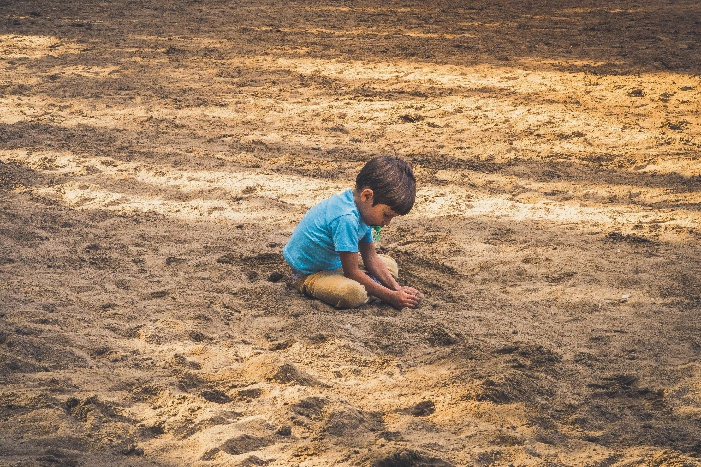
[1,1,700,466]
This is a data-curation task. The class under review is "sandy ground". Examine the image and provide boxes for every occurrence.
[1,1,701,466]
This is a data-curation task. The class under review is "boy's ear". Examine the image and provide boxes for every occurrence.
[359,188,374,203]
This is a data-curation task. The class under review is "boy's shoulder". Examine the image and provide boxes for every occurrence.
[327,190,360,220]
[308,189,362,228]
[328,189,355,208]
[317,189,356,216]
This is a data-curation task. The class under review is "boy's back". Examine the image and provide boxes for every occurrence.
[283,189,373,275]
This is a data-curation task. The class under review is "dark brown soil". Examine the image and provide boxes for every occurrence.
[1,1,700,466]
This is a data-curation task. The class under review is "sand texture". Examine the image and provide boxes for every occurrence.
[1,1,700,466]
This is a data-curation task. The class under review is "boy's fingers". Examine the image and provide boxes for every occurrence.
[409,291,423,301]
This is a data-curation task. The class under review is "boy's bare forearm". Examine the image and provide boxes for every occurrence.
[340,253,396,300]
[364,258,400,290]
[345,267,399,303]
[340,250,421,309]
[358,243,400,290]
[344,264,422,309]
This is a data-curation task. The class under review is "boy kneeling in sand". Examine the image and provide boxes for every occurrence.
[283,156,424,309]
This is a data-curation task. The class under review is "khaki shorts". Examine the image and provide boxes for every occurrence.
[290,255,399,309]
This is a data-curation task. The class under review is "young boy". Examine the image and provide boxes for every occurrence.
[283,156,424,309]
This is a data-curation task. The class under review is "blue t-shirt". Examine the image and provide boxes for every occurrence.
[283,189,373,274]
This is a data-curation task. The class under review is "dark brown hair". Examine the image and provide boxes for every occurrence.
[355,156,416,215]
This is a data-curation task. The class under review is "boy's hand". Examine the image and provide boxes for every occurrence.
[400,285,423,300]
[390,286,423,309]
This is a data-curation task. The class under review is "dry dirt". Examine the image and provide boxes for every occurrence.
[1,1,701,466]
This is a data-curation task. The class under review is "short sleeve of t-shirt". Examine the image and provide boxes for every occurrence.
[359,222,373,244]
[331,214,364,252]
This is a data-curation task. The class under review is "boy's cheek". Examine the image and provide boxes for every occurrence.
[362,215,378,226]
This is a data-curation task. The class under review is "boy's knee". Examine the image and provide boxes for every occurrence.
[333,282,368,309]
[378,255,399,278]
[303,271,368,309]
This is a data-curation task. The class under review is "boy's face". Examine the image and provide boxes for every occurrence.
[355,188,400,227]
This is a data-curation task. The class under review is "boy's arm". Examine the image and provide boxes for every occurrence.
[358,241,400,290]
[358,241,423,302]
[339,249,422,309]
